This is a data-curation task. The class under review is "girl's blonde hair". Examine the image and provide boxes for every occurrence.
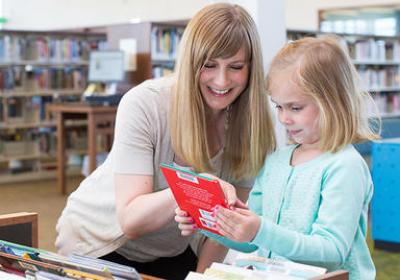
[170,3,276,180]
[266,35,380,152]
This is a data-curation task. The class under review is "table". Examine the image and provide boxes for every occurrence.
[49,103,117,194]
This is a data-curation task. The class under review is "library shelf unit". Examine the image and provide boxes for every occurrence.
[0,30,106,184]
[287,29,400,121]
[287,30,400,155]
[103,21,186,85]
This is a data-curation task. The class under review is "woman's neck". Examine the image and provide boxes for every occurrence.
[205,108,229,157]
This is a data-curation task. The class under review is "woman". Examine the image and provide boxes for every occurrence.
[55,3,276,279]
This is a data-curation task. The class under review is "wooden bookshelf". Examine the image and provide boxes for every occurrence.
[103,21,186,85]
[0,30,106,184]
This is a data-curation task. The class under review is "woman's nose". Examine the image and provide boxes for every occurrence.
[214,69,229,88]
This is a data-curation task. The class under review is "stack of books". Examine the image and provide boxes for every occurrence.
[0,240,141,280]
[186,253,328,280]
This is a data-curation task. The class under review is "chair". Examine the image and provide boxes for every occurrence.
[0,212,38,248]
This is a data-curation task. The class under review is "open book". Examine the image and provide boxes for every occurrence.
[186,257,328,280]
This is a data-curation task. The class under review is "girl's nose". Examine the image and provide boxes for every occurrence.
[278,110,292,125]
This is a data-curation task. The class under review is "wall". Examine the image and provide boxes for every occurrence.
[0,0,210,30]
[286,0,400,31]
[2,0,400,31]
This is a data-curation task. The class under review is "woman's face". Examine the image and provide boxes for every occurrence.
[199,47,249,114]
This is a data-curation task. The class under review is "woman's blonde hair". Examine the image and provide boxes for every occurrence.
[266,35,380,152]
[170,3,276,180]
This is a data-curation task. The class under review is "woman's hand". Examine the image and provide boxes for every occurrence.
[214,206,261,243]
[174,207,198,236]
[200,173,247,208]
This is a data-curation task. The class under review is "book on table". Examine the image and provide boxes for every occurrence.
[0,240,141,280]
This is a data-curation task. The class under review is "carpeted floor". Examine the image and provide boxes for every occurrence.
[0,177,399,279]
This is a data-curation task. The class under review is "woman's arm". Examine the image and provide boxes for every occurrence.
[115,174,177,239]
[196,238,229,272]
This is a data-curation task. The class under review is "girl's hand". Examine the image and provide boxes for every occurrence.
[214,206,260,243]
[174,207,198,236]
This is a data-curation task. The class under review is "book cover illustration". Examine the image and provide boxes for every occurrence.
[160,163,228,235]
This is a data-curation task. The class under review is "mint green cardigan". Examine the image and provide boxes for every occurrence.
[206,144,375,280]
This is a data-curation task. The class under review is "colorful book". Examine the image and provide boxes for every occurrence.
[160,163,228,235]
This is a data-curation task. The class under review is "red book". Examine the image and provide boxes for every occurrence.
[160,163,228,235]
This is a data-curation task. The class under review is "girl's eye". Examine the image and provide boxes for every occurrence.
[275,104,282,110]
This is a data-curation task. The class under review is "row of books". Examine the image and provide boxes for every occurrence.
[152,65,174,78]
[358,67,400,90]
[0,129,110,160]
[3,96,53,123]
[373,92,400,116]
[0,240,141,279]
[348,38,400,62]
[151,26,184,61]
[0,67,87,90]
[186,253,328,280]
[2,95,81,124]
[0,35,107,62]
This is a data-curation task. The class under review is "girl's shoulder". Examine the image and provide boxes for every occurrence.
[267,144,297,162]
[319,144,370,179]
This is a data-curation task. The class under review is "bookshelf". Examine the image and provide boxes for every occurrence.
[0,30,106,184]
[104,21,186,84]
[287,30,400,154]
[287,30,400,120]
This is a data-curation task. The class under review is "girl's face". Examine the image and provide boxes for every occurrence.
[199,47,249,114]
[270,70,321,149]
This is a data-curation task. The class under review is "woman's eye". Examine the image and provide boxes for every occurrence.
[203,63,215,69]
[291,107,302,111]
[275,105,282,110]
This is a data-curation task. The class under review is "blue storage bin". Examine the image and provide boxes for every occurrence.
[371,138,400,250]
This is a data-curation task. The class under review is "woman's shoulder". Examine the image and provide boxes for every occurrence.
[127,75,175,96]
[121,75,175,104]
[118,75,175,114]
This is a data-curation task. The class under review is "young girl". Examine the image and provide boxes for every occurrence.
[176,36,378,279]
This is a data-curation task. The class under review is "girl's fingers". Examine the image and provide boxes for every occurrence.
[215,223,234,239]
[231,207,252,215]
[215,208,237,231]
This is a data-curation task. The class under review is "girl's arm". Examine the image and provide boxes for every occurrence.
[115,174,177,239]
[215,156,371,271]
